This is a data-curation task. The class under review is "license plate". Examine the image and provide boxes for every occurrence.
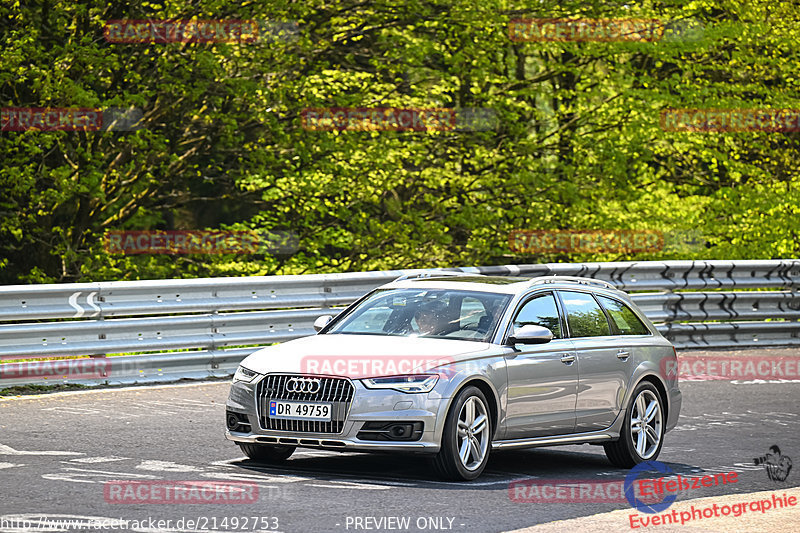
[269,400,332,421]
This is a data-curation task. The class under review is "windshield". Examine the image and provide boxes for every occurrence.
[326,288,511,343]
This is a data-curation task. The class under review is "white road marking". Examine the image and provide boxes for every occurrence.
[62,467,158,477]
[41,472,101,484]
[357,479,418,487]
[0,443,82,456]
[210,456,504,487]
[136,460,202,472]
[427,478,515,487]
[673,409,798,431]
[65,456,129,464]
[209,457,243,467]
[292,449,348,457]
[0,462,25,469]
[201,471,311,484]
[211,450,358,464]
[594,460,766,477]
[307,480,391,490]
[41,406,110,416]
[43,467,158,484]
[39,400,217,419]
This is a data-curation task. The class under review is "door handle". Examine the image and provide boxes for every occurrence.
[560,353,576,364]
[617,350,630,360]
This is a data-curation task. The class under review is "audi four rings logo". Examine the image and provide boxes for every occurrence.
[285,377,321,393]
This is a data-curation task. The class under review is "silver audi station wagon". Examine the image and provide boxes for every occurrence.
[225,274,681,480]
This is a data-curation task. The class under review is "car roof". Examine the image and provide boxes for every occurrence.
[383,274,630,298]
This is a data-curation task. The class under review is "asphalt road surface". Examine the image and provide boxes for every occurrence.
[1,349,798,533]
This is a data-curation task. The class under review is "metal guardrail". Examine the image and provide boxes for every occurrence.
[0,260,798,389]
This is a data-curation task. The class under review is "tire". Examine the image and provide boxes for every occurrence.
[433,385,492,481]
[238,443,296,463]
[604,382,665,468]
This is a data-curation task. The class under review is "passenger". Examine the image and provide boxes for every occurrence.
[413,300,450,335]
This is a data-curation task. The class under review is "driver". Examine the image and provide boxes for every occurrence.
[413,300,450,335]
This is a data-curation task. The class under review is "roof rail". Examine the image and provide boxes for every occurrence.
[527,276,617,290]
[393,270,478,282]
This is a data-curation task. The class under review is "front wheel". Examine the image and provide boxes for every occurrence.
[238,443,295,463]
[604,382,665,468]
[433,386,492,481]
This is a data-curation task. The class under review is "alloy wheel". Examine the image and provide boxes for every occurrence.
[456,396,490,471]
[629,389,662,459]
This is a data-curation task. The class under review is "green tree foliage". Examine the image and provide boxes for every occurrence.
[1,0,798,283]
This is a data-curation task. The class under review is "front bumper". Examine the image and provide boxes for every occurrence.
[225,430,440,452]
[225,376,447,453]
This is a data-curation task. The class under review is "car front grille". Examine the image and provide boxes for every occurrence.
[256,374,355,434]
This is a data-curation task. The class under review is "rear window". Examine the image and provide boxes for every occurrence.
[597,296,650,335]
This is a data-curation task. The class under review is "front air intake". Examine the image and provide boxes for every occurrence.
[256,374,355,434]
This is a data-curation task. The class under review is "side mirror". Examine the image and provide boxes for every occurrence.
[313,315,333,332]
[507,324,553,345]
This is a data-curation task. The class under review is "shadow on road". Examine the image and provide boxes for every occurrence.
[227,446,701,489]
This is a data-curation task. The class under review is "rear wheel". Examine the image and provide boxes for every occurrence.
[433,386,492,481]
[238,443,295,463]
[604,382,664,468]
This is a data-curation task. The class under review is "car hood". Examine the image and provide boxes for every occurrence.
[239,334,499,378]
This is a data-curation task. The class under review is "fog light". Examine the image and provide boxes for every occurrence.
[357,421,424,441]
[390,424,411,438]
[226,410,250,432]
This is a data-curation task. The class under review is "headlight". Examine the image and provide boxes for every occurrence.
[361,374,438,393]
[233,366,260,383]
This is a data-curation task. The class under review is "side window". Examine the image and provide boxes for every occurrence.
[512,293,562,339]
[559,291,611,337]
[597,296,650,335]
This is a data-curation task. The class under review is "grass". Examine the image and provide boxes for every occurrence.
[0,375,235,397]
[0,383,91,396]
